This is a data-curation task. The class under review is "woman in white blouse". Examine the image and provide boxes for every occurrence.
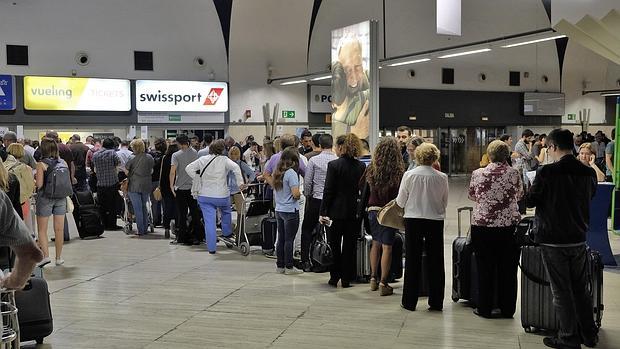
[396,143,448,312]
[186,139,244,254]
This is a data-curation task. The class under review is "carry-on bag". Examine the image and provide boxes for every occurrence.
[310,224,333,267]
[16,276,54,344]
[451,206,478,304]
[520,246,604,332]
[261,216,277,254]
[72,191,104,239]
[356,222,372,282]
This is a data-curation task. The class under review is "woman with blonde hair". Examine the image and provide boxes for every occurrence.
[364,137,405,296]
[578,143,605,182]
[0,156,22,217]
[125,139,155,236]
[320,133,367,288]
[5,143,35,217]
[397,142,448,311]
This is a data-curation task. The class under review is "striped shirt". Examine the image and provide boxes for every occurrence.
[304,150,337,200]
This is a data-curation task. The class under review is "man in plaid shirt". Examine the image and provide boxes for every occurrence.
[92,138,122,230]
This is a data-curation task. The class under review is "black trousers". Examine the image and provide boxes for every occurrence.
[402,218,445,310]
[161,191,177,230]
[327,219,358,283]
[97,185,121,228]
[541,245,597,346]
[300,197,321,263]
[470,225,520,317]
[175,189,201,243]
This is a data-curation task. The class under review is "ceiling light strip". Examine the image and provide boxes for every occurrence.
[501,35,567,48]
[438,48,491,59]
[386,58,431,67]
[280,79,307,86]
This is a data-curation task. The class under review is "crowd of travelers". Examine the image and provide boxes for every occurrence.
[0,124,606,348]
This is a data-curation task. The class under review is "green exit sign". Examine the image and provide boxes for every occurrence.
[282,110,296,119]
[567,113,576,121]
[168,114,182,122]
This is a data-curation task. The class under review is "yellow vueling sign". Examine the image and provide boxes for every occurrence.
[24,76,131,111]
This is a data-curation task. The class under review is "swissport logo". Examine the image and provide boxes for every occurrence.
[204,88,224,106]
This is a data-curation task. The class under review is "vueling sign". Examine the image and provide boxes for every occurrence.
[24,76,131,111]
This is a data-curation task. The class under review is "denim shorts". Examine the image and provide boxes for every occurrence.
[368,210,397,245]
[36,195,68,217]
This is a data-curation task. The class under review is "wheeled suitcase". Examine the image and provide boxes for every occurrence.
[72,191,104,239]
[356,228,372,282]
[261,216,277,253]
[16,276,54,344]
[451,206,476,303]
[520,246,604,332]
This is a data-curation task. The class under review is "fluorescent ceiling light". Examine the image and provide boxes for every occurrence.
[310,75,331,81]
[280,79,307,86]
[501,35,567,48]
[601,92,620,97]
[387,58,431,67]
[438,48,491,58]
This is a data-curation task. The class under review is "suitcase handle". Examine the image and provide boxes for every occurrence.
[457,207,473,237]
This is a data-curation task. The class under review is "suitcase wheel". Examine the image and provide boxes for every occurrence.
[36,338,44,344]
[523,327,532,333]
[240,242,250,256]
[225,242,234,249]
[451,296,459,303]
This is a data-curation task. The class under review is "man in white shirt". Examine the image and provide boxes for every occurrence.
[243,142,259,171]
[116,140,134,172]
[22,139,36,157]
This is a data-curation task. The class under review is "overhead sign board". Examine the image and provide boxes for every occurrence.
[136,80,228,112]
[309,85,332,113]
[137,112,225,124]
[24,76,131,111]
[0,75,16,110]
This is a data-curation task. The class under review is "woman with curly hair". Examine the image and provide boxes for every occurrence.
[273,147,302,274]
[365,137,405,296]
[320,133,367,287]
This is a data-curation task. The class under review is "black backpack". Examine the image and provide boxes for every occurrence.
[42,158,73,199]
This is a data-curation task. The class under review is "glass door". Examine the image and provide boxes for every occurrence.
[439,128,467,176]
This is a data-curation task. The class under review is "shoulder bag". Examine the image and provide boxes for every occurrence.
[310,225,333,267]
[191,155,219,198]
[377,199,405,231]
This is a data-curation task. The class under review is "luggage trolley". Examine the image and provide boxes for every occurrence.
[120,190,155,235]
[221,183,272,256]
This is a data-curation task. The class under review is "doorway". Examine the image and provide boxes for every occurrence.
[439,127,506,176]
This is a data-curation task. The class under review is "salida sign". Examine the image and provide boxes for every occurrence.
[136,80,228,112]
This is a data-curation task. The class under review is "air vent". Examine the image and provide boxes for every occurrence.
[134,51,153,71]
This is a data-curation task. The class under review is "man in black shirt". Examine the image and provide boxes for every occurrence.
[298,129,313,155]
[527,128,598,349]
[70,134,90,191]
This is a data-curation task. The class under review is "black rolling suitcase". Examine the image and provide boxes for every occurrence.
[520,246,604,333]
[261,216,277,254]
[72,191,104,239]
[451,206,476,303]
[16,276,54,344]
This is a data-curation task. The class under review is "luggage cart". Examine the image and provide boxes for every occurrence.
[221,183,272,256]
[120,190,155,235]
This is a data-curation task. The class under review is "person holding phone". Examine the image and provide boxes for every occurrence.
[578,143,605,182]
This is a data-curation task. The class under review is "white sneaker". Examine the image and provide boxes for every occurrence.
[276,267,285,274]
[285,267,304,275]
[37,257,51,268]
[55,259,65,266]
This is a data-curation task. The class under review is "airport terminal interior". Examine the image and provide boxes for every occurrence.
[1,0,620,348]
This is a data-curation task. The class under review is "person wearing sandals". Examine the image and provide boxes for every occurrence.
[364,137,405,296]
[125,139,154,236]
[273,147,303,275]
[397,143,448,311]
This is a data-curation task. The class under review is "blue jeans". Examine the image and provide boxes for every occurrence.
[128,192,150,235]
[276,211,299,269]
[197,196,232,252]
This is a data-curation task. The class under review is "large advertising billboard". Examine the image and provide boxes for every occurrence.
[24,76,131,111]
[331,21,371,139]
[136,80,228,112]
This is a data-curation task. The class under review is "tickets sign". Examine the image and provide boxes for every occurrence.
[136,80,228,112]
[24,76,131,111]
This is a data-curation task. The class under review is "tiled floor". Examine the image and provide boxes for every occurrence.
[24,177,620,348]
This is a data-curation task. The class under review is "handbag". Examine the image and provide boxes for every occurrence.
[310,225,333,267]
[153,187,162,201]
[377,199,405,231]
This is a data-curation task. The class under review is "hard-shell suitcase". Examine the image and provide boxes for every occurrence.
[451,206,476,303]
[261,216,277,253]
[356,228,372,282]
[16,276,54,344]
[520,246,604,332]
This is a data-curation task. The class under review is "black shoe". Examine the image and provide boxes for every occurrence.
[327,279,339,287]
[302,261,313,273]
[543,336,581,349]
[209,251,216,254]
[193,240,201,245]
[169,239,178,245]
[428,306,443,312]
[583,334,598,348]
[341,281,352,288]
[473,308,492,318]
[401,304,416,311]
